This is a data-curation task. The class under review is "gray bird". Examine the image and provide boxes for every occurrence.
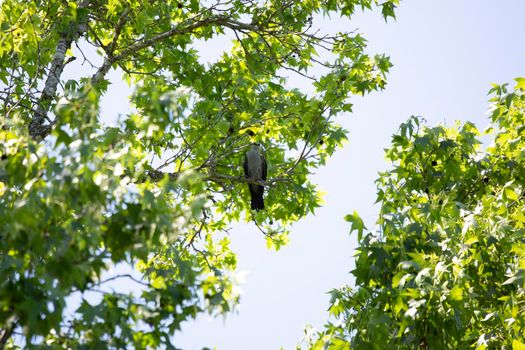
[243,143,267,210]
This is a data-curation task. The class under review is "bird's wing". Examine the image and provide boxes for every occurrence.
[243,153,249,177]
[262,153,267,181]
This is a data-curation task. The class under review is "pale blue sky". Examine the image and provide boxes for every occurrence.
[67,1,525,349]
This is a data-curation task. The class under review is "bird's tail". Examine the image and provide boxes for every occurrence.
[251,194,265,211]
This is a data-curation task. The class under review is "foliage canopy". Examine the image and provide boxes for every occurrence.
[0,0,396,347]
[304,81,525,349]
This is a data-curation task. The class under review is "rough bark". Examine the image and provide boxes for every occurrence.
[28,0,91,140]
[0,317,17,350]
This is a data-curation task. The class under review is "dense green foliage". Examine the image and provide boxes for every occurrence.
[0,0,397,348]
[304,81,525,349]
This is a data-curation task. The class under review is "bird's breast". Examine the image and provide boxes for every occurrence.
[246,149,263,178]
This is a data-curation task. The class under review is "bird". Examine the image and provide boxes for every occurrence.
[243,143,267,210]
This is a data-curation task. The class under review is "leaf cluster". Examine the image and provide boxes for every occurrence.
[304,81,525,349]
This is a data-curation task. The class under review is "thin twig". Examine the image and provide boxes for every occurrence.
[98,273,150,287]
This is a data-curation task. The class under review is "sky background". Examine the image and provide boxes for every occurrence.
[73,1,525,349]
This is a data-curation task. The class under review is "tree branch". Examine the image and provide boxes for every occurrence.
[28,0,91,140]
[146,169,289,187]
[98,273,150,288]
[92,15,229,84]
[91,15,262,85]
[207,172,289,186]
[0,317,17,350]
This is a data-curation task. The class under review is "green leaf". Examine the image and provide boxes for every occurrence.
[344,211,365,240]
[514,77,525,90]
[513,340,525,350]
[504,188,519,201]
[152,275,167,289]
[450,285,463,301]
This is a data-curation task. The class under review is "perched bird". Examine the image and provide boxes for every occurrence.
[243,143,267,210]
